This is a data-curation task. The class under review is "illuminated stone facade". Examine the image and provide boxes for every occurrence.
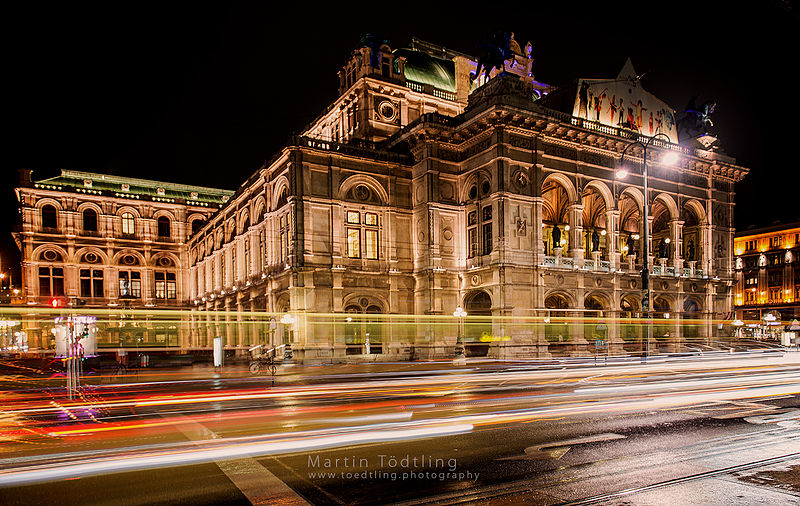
[14,169,232,310]
[734,222,800,322]
[186,38,748,360]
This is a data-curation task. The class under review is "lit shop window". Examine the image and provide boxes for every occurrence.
[346,211,379,259]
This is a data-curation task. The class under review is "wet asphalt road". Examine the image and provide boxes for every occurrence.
[0,354,798,505]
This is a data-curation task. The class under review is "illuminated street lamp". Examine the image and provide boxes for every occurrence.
[453,306,467,358]
[616,133,681,361]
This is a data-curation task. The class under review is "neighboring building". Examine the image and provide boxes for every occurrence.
[733,221,800,324]
[185,36,748,360]
[14,169,233,313]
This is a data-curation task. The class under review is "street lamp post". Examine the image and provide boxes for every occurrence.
[616,133,680,362]
[453,306,467,358]
[280,313,296,360]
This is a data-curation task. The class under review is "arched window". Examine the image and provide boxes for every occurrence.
[42,205,58,229]
[157,216,171,238]
[276,187,288,209]
[121,213,135,235]
[83,209,98,233]
[191,219,204,235]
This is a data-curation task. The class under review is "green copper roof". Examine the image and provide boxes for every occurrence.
[36,170,234,205]
[394,48,456,93]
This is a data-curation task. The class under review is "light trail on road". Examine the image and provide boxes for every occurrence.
[0,355,798,489]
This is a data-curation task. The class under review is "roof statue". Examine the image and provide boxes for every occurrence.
[677,97,719,149]
[470,31,515,83]
[359,33,391,67]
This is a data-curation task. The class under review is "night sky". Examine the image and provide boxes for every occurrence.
[4,1,799,278]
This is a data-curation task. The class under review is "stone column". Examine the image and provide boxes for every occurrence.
[670,219,684,273]
[606,209,620,270]
[532,197,544,266]
[701,224,712,276]
[568,204,584,263]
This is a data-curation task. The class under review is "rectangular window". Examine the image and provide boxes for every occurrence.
[347,228,361,258]
[259,231,265,272]
[38,267,64,297]
[347,211,360,224]
[231,248,237,283]
[121,214,135,235]
[155,272,177,300]
[80,269,103,298]
[279,214,290,263]
[365,213,377,226]
[166,272,177,299]
[119,271,141,298]
[155,272,166,299]
[482,205,492,222]
[365,229,378,259]
[482,222,492,255]
[468,228,477,258]
[468,211,477,226]
[244,239,250,276]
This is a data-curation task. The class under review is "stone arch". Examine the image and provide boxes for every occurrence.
[584,292,609,340]
[252,196,266,223]
[461,169,493,202]
[112,249,146,266]
[582,185,608,229]
[76,201,102,215]
[620,293,640,313]
[583,180,614,211]
[681,199,706,262]
[653,193,679,220]
[463,290,493,356]
[272,176,290,210]
[618,187,644,258]
[237,208,251,234]
[116,206,141,218]
[682,199,707,226]
[584,291,610,310]
[339,174,389,205]
[682,296,703,314]
[33,244,69,263]
[541,172,579,203]
[544,290,574,309]
[188,213,207,236]
[153,209,177,222]
[342,294,387,313]
[150,251,181,269]
[653,295,673,313]
[274,292,291,313]
[651,194,677,258]
[35,197,63,211]
[618,187,644,211]
[225,217,236,242]
[77,202,102,233]
[464,289,493,315]
[74,246,109,265]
